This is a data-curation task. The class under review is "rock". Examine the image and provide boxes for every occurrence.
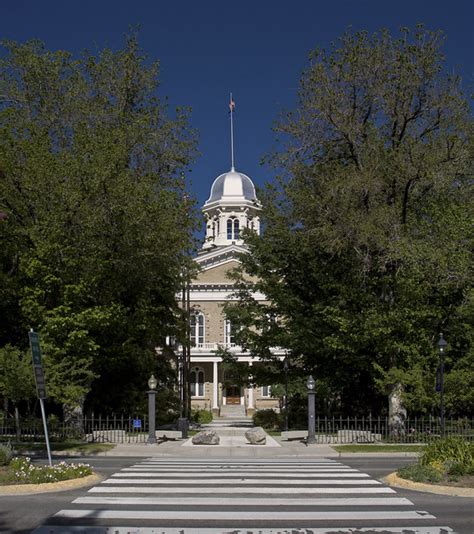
[191,429,220,445]
[245,427,266,445]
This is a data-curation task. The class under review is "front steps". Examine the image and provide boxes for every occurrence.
[205,405,254,428]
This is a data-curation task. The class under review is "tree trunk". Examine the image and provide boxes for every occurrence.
[388,382,407,438]
[63,399,85,439]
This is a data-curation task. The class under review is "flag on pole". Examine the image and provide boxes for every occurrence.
[229,96,236,113]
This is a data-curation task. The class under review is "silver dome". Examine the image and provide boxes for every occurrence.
[206,169,257,203]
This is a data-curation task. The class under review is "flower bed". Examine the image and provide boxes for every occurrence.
[397,437,474,488]
[2,457,92,485]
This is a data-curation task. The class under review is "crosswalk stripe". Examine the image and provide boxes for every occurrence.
[102,477,381,485]
[111,471,370,478]
[88,485,397,494]
[54,510,436,520]
[123,467,358,472]
[33,526,454,534]
[143,458,338,462]
[73,496,413,506]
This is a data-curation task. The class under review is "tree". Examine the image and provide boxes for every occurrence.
[0,35,198,420]
[229,26,473,431]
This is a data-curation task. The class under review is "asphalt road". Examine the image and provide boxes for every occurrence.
[0,455,472,534]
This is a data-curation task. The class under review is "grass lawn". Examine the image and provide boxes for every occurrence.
[12,442,115,454]
[334,444,424,453]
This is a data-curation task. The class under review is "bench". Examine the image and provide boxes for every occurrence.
[281,430,307,440]
[156,430,182,440]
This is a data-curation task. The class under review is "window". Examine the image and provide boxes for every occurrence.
[190,367,205,397]
[190,313,205,346]
[261,385,272,398]
[227,217,240,240]
[224,319,237,345]
[234,219,239,239]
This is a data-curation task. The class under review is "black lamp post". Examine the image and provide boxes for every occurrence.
[307,375,316,445]
[283,358,289,432]
[438,333,447,437]
[147,374,158,444]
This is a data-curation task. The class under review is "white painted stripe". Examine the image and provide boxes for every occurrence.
[73,496,413,506]
[141,460,339,463]
[32,526,455,534]
[54,510,436,520]
[125,467,357,472]
[89,485,396,494]
[112,472,369,478]
[102,478,381,485]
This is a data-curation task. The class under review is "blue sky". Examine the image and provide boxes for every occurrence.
[2,0,473,215]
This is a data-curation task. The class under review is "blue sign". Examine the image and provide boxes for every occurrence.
[132,419,142,429]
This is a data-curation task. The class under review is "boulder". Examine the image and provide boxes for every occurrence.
[245,426,266,445]
[191,429,220,445]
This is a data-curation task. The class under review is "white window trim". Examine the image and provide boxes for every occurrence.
[190,366,205,398]
[190,312,205,347]
[224,319,236,346]
[261,385,272,398]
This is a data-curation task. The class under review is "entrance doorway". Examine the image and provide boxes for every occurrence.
[226,385,241,405]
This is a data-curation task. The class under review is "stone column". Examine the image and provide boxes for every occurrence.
[212,360,219,416]
[247,361,255,416]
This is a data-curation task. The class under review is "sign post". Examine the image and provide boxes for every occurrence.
[28,329,52,466]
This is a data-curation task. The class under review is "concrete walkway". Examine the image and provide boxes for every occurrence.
[97,424,339,458]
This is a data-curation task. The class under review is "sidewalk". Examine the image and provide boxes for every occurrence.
[90,425,418,459]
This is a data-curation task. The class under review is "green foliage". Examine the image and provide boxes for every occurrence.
[0,34,198,415]
[228,25,473,417]
[446,462,467,478]
[0,345,35,408]
[0,442,13,466]
[397,463,443,483]
[420,437,474,467]
[9,457,92,483]
[253,409,281,430]
[192,409,213,424]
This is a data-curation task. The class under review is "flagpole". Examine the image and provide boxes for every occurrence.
[230,92,235,171]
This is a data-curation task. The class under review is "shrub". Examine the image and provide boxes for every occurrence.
[192,409,213,424]
[0,442,13,466]
[446,462,467,478]
[420,437,474,468]
[397,463,443,484]
[253,409,281,430]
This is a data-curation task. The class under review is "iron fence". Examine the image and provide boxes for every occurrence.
[0,414,472,444]
[0,414,152,444]
[306,415,474,443]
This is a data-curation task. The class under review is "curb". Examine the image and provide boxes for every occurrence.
[0,472,102,496]
[384,471,474,497]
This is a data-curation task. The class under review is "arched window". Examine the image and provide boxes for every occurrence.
[190,313,205,346]
[227,218,233,240]
[234,219,239,239]
[190,367,204,397]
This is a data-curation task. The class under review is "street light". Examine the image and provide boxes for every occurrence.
[283,358,289,432]
[307,375,316,445]
[438,333,447,437]
[147,374,157,444]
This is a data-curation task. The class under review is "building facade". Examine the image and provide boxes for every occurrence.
[188,166,282,416]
